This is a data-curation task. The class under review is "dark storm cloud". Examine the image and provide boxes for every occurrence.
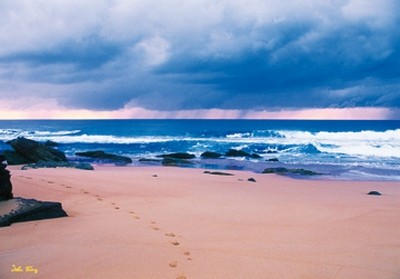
[0,0,399,111]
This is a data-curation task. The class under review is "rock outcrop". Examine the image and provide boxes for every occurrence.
[203,170,234,176]
[161,158,194,166]
[21,161,94,171]
[262,167,321,176]
[367,191,382,196]
[200,151,222,159]
[0,198,67,227]
[157,153,196,160]
[0,156,12,201]
[75,150,132,165]
[4,137,67,164]
[225,149,261,159]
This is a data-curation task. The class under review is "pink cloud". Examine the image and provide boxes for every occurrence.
[0,99,396,120]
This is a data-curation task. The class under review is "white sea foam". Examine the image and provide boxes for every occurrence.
[1,127,399,159]
[32,130,81,136]
[278,129,400,158]
[47,135,177,144]
[0,129,82,140]
[226,132,251,138]
[223,129,400,158]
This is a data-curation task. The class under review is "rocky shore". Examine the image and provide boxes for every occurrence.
[0,153,67,227]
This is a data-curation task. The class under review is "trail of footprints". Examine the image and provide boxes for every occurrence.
[18,174,190,279]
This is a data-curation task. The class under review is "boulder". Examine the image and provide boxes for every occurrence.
[0,156,13,201]
[21,161,94,171]
[225,149,261,159]
[247,178,257,182]
[44,140,59,147]
[249,153,262,159]
[161,158,194,166]
[203,171,234,176]
[74,163,94,171]
[7,137,67,164]
[267,158,279,162]
[138,158,163,163]
[262,167,320,176]
[0,197,67,227]
[225,149,250,157]
[75,150,132,165]
[157,153,196,160]
[367,191,382,196]
[200,151,222,159]
[2,150,33,165]
[0,169,12,201]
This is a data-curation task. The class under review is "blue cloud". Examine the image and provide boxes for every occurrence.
[0,0,399,111]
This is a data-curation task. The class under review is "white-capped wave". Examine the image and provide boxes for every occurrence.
[32,130,81,136]
[47,134,176,144]
[0,129,82,141]
[278,129,400,158]
[226,132,251,139]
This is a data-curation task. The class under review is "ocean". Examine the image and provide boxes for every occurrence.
[0,119,399,181]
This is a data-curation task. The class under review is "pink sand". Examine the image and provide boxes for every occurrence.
[1,166,399,278]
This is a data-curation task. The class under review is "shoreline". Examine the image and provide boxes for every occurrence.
[1,165,399,278]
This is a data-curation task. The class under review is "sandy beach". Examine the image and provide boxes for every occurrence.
[1,166,399,279]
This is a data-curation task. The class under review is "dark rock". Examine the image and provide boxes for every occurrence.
[0,169,13,201]
[22,161,72,170]
[249,153,262,159]
[44,140,59,147]
[8,137,67,163]
[203,171,234,176]
[367,191,382,196]
[74,163,94,171]
[200,151,222,159]
[266,150,278,154]
[267,158,279,162]
[161,157,194,166]
[21,161,94,171]
[138,158,162,163]
[2,150,33,165]
[247,178,257,182]
[262,167,320,176]
[225,149,261,159]
[225,149,251,157]
[0,197,68,227]
[76,150,132,165]
[0,155,13,201]
[157,153,196,160]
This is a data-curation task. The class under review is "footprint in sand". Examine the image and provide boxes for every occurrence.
[114,207,120,210]
[47,181,55,184]
[176,273,187,279]
[169,261,178,268]
[183,251,192,261]
[66,186,72,189]
[97,197,103,201]
[129,211,140,219]
[165,232,176,237]
[170,240,180,246]
[150,222,160,231]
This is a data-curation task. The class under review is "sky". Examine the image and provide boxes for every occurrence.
[0,0,399,119]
